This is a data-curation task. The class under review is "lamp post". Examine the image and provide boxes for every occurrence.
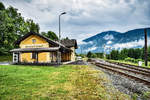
[58,12,66,64]
[59,12,66,47]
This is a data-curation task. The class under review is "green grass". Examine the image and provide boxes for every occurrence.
[0,65,131,100]
[0,55,12,62]
[107,59,150,68]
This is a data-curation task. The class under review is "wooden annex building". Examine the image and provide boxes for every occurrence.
[10,32,78,65]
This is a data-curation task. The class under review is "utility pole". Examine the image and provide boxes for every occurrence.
[144,29,148,66]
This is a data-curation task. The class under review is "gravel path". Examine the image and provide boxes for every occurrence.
[67,60,89,65]
[0,62,10,65]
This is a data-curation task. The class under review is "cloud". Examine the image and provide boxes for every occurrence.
[78,41,93,47]
[112,39,150,50]
[107,41,112,44]
[85,46,97,52]
[1,0,150,43]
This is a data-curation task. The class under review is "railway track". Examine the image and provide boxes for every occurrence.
[99,63,150,76]
[88,59,150,87]
[106,61,150,74]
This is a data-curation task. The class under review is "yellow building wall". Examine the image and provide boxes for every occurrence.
[70,47,76,61]
[21,53,35,62]
[20,35,50,62]
[20,35,49,48]
[38,52,50,63]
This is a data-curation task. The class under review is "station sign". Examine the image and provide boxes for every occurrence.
[21,43,49,48]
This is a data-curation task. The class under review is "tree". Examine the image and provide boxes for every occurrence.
[63,37,69,40]
[95,53,104,58]
[110,50,119,60]
[119,48,128,60]
[26,19,40,33]
[87,51,92,58]
[0,2,40,55]
[41,31,58,41]
[0,2,5,10]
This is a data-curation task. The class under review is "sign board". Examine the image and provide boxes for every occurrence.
[21,43,49,48]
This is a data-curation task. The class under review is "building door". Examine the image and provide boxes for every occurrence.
[13,53,19,63]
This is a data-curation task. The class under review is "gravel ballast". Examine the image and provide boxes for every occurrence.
[93,65,150,100]
[67,60,89,65]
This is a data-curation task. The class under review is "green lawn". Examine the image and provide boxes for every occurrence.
[0,65,131,100]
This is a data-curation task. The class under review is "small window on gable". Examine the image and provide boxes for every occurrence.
[32,39,36,44]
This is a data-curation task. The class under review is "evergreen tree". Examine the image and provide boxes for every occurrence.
[0,2,5,10]
[87,51,92,58]
[110,50,119,60]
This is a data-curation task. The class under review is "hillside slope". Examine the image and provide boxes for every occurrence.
[77,28,150,53]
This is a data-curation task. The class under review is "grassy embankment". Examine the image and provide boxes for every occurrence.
[0,65,131,100]
[107,59,150,68]
[0,55,12,62]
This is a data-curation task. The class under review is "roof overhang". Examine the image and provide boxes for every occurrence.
[10,47,60,53]
[10,47,72,53]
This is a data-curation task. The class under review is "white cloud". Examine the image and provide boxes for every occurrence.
[78,40,93,45]
[78,41,87,45]
[1,0,150,42]
[107,41,112,44]
[85,46,97,52]
[112,39,148,50]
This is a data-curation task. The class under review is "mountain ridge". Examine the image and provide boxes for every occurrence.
[77,27,150,54]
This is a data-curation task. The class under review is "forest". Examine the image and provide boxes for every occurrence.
[86,47,150,63]
[0,2,58,56]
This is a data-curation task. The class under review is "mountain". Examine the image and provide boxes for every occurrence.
[76,28,150,54]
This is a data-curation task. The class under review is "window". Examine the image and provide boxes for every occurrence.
[31,53,37,59]
[32,39,36,44]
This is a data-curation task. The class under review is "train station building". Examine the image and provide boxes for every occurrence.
[10,32,77,65]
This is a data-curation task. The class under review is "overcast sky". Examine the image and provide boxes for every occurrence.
[1,0,150,44]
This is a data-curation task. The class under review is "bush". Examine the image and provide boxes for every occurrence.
[134,59,143,63]
[125,57,143,63]
[91,53,97,58]
[125,57,134,62]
